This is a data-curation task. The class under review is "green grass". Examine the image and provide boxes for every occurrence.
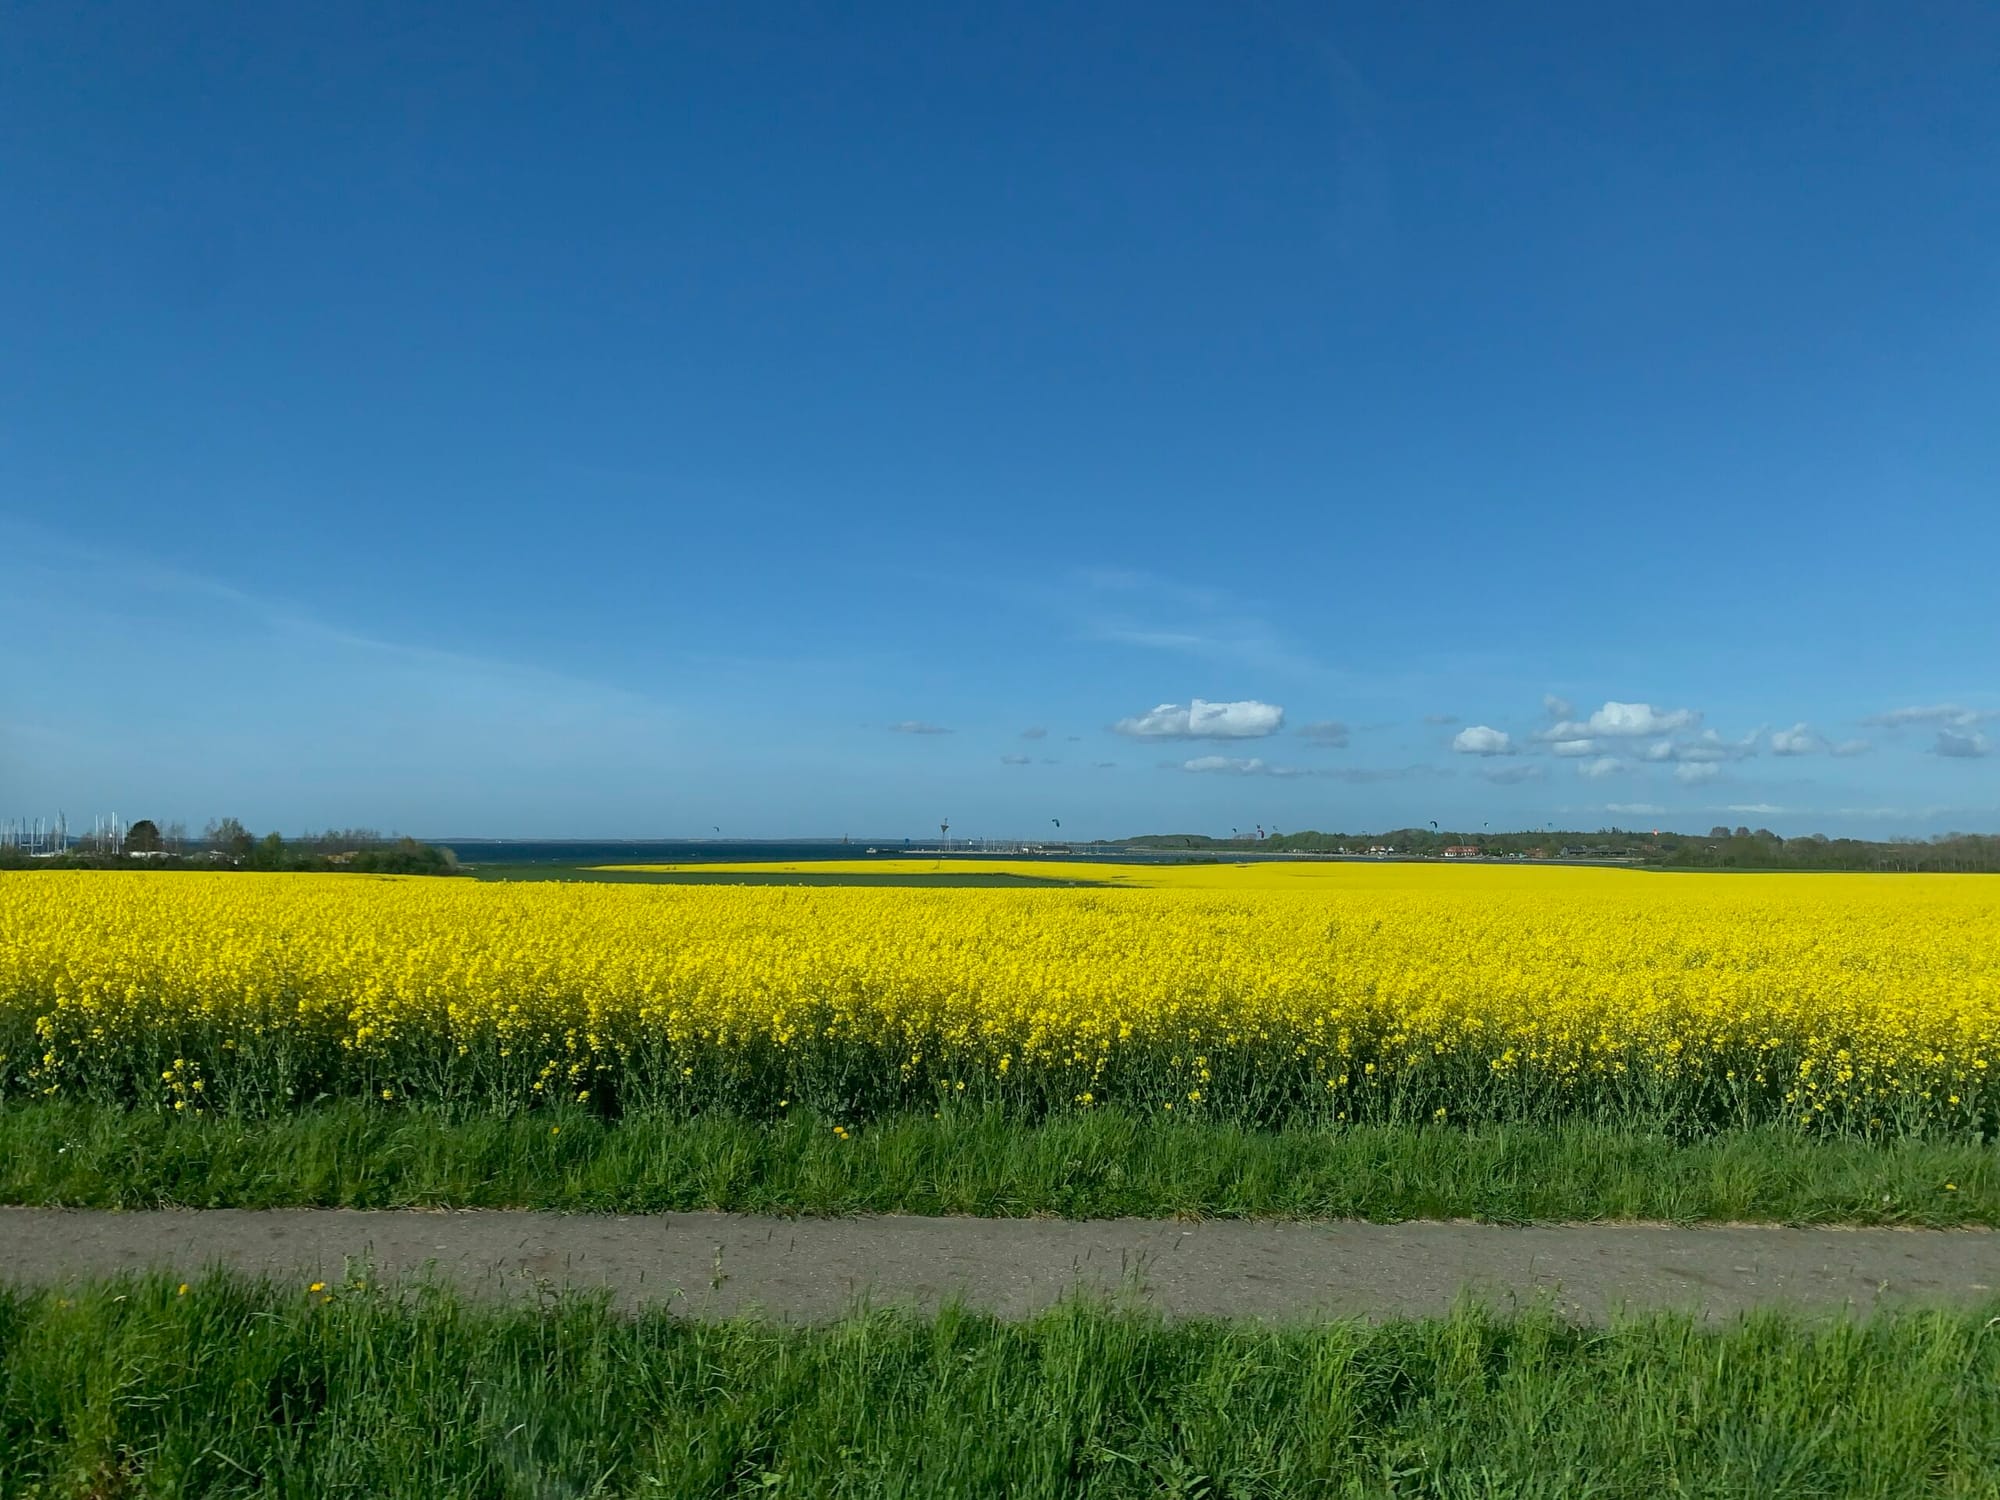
[2,1103,1992,1223]
[2,1274,1997,1497]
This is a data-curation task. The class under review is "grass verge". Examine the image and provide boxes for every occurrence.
[1,1103,1991,1223]
[2,1273,1997,1497]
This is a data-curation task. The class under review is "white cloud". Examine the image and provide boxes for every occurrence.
[891,721,952,735]
[1830,738,1872,757]
[1642,729,1758,764]
[1769,723,1820,756]
[1862,704,1991,729]
[1674,762,1721,784]
[1543,694,1574,721]
[1605,802,1665,816]
[1181,755,1261,774]
[1114,698,1284,740]
[1550,738,1597,757]
[999,753,1031,766]
[1297,720,1351,747]
[1934,729,1992,759]
[1452,725,1514,756]
[1577,757,1623,779]
[1598,701,1698,737]
[1178,754,1317,778]
[1725,803,1783,815]
[1674,729,1759,764]
[1546,701,1701,741]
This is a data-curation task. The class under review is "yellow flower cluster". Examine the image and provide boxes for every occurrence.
[2,867,1994,1132]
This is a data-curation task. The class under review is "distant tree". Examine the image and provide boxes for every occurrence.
[206,818,254,858]
[125,819,162,853]
[1733,826,1752,840]
[1753,828,1780,843]
[163,821,188,853]
[1709,826,1731,839]
[251,831,287,869]
[349,836,459,876]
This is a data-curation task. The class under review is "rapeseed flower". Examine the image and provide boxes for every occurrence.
[0,867,1993,1135]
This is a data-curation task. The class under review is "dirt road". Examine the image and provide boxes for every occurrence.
[3,1208,1993,1322]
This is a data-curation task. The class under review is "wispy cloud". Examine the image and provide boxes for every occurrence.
[999,753,1032,766]
[1831,805,1980,821]
[1296,720,1351,747]
[1605,802,1664,816]
[1076,569,1326,677]
[1577,757,1623,779]
[1725,803,1784,815]
[1674,762,1721,784]
[1323,766,1434,784]
[1934,729,1992,758]
[1,524,683,732]
[1642,729,1758,764]
[1862,704,1991,729]
[1681,729,1759,763]
[1019,726,1048,740]
[1484,764,1542,785]
[0,523,694,830]
[890,721,952,735]
[1100,628,1212,652]
[11,533,676,731]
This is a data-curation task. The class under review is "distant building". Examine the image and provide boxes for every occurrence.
[1442,845,1481,858]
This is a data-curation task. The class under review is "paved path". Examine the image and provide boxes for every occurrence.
[3,1209,1995,1322]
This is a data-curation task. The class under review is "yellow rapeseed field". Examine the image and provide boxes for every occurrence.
[1,866,1995,1132]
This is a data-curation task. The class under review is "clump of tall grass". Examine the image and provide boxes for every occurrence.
[3,1273,1996,1497]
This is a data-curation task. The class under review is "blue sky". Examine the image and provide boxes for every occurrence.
[3,1,1995,840]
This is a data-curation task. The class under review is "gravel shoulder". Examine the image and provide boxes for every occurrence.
[4,1208,1996,1322]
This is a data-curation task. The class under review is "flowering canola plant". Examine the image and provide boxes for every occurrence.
[2,867,1995,1133]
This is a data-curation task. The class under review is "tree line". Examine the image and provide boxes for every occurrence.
[1,819,462,876]
[1126,827,2000,873]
